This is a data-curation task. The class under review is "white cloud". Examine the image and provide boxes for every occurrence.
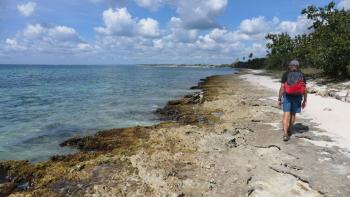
[165,17,198,43]
[90,0,228,30]
[153,39,164,49]
[3,24,91,55]
[79,13,316,63]
[95,7,160,38]
[136,18,160,37]
[5,38,26,50]
[22,24,82,43]
[278,15,312,36]
[5,38,25,51]
[338,0,350,10]
[173,0,228,29]
[17,2,36,17]
[2,2,318,64]
[48,26,81,42]
[238,16,272,35]
[23,24,44,38]
[95,8,135,36]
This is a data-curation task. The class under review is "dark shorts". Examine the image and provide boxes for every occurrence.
[282,94,303,113]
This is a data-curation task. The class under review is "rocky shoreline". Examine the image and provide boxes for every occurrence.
[1,70,350,197]
[0,74,227,196]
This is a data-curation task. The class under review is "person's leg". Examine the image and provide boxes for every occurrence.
[283,112,290,137]
[288,95,302,136]
[282,94,292,140]
[288,112,296,135]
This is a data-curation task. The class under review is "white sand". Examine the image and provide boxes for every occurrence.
[240,72,350,152]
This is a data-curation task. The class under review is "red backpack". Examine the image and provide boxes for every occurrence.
[284,80,305,95]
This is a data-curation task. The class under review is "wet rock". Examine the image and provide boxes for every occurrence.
[60,126,150,152]
[17,182,30,190]
[0,166,7,184]
[168,100,182,105]
[0,161,34,190]
[0,182,15,196]
[154,91,215,125]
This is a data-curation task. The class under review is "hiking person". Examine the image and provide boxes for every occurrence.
[278,60,307,141]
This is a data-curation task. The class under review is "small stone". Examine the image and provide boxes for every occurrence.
[168,171,177,177]
[178,193,185,197]
[335,95,342,100]
[232,177,238,183]
[221,169,229,173]
[251,119,261,122]
[70,163,85,173]
[226,138,237,148]
[185,130,192,135]
[76,164,85,171]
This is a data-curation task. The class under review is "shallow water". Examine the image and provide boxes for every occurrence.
[0,64,233,162]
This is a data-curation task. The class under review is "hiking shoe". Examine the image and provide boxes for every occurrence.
[283,135,290,141]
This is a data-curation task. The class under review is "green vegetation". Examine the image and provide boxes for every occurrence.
[234,2,350,78]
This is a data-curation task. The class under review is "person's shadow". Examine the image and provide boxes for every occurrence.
[291,123,309,135]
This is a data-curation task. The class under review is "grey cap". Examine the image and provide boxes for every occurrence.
[289,59,300,66]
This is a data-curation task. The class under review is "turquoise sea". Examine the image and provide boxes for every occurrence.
[0,64,233,162]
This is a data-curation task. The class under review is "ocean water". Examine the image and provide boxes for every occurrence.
[0,64,233,162]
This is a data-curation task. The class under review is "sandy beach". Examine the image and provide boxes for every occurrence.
[240,70,350,152]
[1,69,350,197]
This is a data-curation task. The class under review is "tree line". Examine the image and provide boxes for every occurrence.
[235,2,350,78]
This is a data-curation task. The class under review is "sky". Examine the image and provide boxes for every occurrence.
[0,0,349,65]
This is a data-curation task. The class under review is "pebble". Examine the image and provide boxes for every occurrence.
[209,179,216,184]
[221,169,229,173]
[226,138,237,148]
[251,119,261,122]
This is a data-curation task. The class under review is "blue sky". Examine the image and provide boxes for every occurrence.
[0,0,349,64]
